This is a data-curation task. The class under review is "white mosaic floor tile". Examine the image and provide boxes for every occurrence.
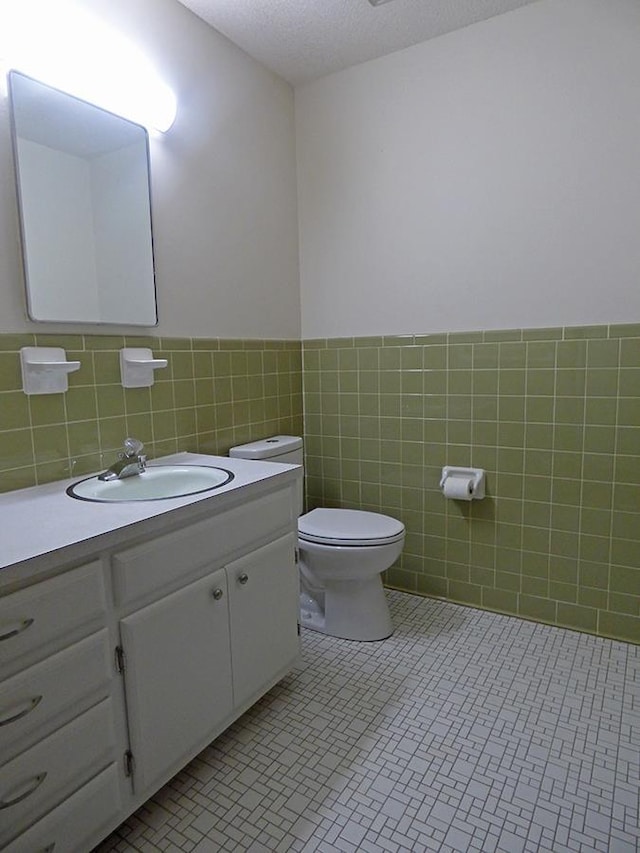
[94,592,640,852]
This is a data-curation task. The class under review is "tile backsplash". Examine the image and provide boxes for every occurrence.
[0,333,302,492]
[303,324,640,644]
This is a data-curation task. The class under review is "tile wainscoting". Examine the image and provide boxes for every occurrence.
[0,333,302,493]
[302,324,640,644]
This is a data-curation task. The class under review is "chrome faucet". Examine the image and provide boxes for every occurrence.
[98,438,147,481]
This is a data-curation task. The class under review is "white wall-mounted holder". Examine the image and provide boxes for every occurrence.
[120,347,168,388]
[20,347,81,395]
[440,466,486,502]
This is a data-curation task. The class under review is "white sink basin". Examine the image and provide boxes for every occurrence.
[67,465,234,502]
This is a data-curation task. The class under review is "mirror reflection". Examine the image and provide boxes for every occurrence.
[8,70,158,325]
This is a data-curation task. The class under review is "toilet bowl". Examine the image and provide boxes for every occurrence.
[229,436,405,642]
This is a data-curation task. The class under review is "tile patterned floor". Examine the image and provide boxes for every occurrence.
[96,592,640,852]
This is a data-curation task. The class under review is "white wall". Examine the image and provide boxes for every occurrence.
[295,0,640,339]
[0,0,301,338]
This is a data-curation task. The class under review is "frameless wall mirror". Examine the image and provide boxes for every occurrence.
[8,70,158,325]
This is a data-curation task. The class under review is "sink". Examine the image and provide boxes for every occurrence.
[67,465,234,502]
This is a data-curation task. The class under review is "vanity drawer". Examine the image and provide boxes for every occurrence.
[0,629,112,762]
[0,562,107,679]
[0,698,117,847]
[3,763,122,853]
[112,487,294,607]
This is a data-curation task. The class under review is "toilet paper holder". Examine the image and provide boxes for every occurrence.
[439,466,486,500]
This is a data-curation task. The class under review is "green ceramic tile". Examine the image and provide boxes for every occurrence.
[499,371,526,396]
[32,424,68,464]
[473,343,499,369]
[96,385,125,419]
[526,341,556,368]
[608,593,640,617]
[524,449,553,476]
[619,368,640,397]
[65,385,98,423]
[519,594,557,622]
[448,344,473,369]
[498,342,527,368]
[564,325,607,340]
[29,395,66,427]
[98,416,128,450]
[556,340,587,369]
[584,426,616,454]
[557,603,597,632]
[555,369,586,397]
[84,335,125,350]
[598,611,640,643]
[525,397,553,423]
[580,535,611,565]
[0,391,30,431]
[92,351,120,384]
[526,370,555,396]
[0,466,37,493]
[586,369,618,397]
[618,397,640,427]
[609,324,640,339]
[67,421,100,456]
[0,334,35,351]
[0,353,22,392]
[587,339,620,367]
[483,329,522,342]
[36,459,73,484]
[448,371,472,394]
[619,338,640,367]
[523,328,562,342]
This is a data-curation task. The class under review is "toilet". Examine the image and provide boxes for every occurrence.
[229,436,405,641]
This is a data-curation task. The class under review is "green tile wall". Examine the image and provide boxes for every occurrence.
[302,324,640,645]
[0,333,302,492]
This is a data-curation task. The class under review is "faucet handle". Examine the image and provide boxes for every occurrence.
[123,437,144,457]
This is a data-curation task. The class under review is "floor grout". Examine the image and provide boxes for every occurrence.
[95,591,640,852]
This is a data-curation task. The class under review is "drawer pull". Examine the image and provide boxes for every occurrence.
[0,617,34,643]
[238,573,249,585]
[0,695,43,727]
[212,588,224,600]
[0,771,47,809]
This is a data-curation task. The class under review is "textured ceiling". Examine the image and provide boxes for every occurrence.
[175,0,542,86]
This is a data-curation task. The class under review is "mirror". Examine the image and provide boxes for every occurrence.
[8,70,158,325]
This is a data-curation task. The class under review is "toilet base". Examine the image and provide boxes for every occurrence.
[299,574,393,641]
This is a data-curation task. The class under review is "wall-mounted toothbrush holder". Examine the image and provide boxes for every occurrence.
[440,466,486,501]
[20,347,81,395]
[120,348,168,388]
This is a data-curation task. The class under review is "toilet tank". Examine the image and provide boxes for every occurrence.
[229,435,304,515]
[229,435,303,465]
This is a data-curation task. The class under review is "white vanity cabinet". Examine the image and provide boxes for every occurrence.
[0,462,301,852]
[0,562,122,851]
[119,566,234,795]
[117,531,299,798]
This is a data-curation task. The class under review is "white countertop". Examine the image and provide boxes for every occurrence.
[0,452,301,584]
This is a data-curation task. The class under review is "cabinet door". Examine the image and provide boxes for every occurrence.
[119,567,233,795]
[227,533,299,709]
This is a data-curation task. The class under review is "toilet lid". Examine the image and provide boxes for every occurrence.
[298,508,405,546]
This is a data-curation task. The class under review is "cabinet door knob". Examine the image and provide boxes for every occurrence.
[212,588,224,600]
[238,573,249,585]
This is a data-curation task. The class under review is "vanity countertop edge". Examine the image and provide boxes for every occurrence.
[0,452,302,589]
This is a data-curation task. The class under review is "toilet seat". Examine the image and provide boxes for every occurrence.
[298,508,405,547]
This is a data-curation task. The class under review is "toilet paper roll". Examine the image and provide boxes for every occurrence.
[443,477,474,501]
